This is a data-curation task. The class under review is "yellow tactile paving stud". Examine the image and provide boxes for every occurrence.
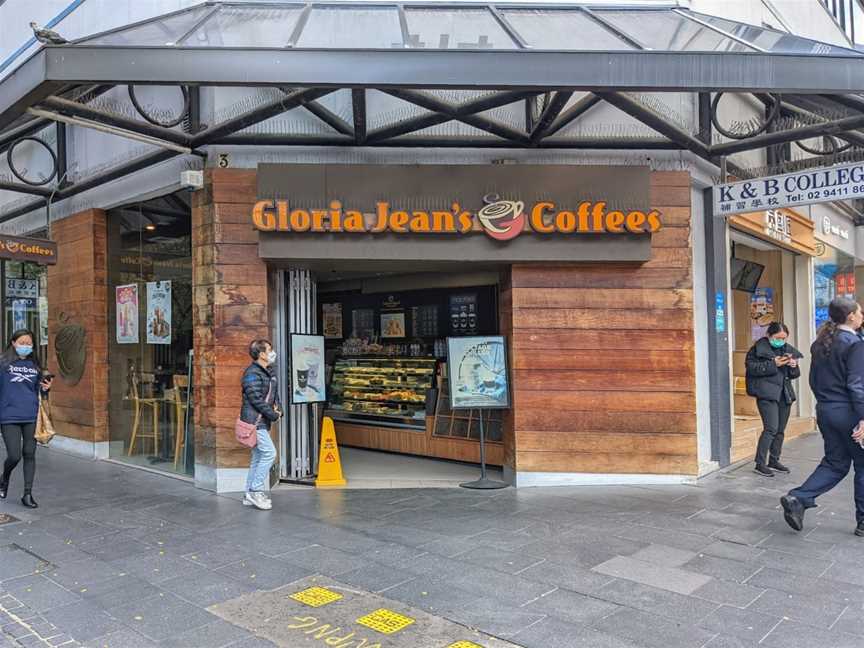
[447,642,485,648]
[355,608,416,635]
[288,586,344,608]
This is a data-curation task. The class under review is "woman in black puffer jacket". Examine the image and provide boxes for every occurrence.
[745,322,803,478]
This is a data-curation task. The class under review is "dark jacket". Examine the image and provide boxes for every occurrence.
[0,358,45,424]
[745,337,802,403]
[809,328,864,420]
[240,363,280,431]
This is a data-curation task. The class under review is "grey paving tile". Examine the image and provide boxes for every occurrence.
[522,587,620,625]
[703,633,761,648]
[81,628,159,648]
[156,618,250,648]
[613,524,714,552]
[691,579,765,608]
[512,617,644,648]
[107,549,211,585]
[334,563,417,593]
[747,586,848,628]
[595,578,719,624]
[698,605,781,643]
[443,604,545,640]
[75,535,152,563]
[214,555,311,590]
[224,637,278,648]
[274,544,368,575]
[746,567,864,603]
[41,600,123,642]
[682,554,761,584]
[756,533,836,559]
[629,543,699,567]
[698,541,764,563]
[456,546,544,575]
[77,575,162,612]
[110,592,217,642]
[761,619,864,648]
[377,578,480,616]
[518,558,613,594]
[44,559,127,592]
[592,607,715,648]
[750,548,834,577]
[0,575,81,612]
[159,570,254,608]
[0,546,46,582]
[592,555,712,595]
[831,605,864,637]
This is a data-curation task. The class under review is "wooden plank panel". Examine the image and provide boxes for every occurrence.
[516,431,696,455]
[513,308,692,330]
[513,369,694,392]
[650,186,690,207]
[650,171,690,187]
[510,266,692,289]
[651,228,691,248]
[512,287,692,310]
[644,247,692,269]
[514,409,696,434]
[514,390,695,413]
[513,348,694,372]
[516,450,697,474]
[512,329,693,351]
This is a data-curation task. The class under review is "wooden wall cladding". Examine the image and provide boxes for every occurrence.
[504,171,698,476]
[46,209,109,443]
[192,169,269,470]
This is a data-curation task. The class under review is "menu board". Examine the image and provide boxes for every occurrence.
[411,305,439,337]
[351,308,375,339]
[449,294,478,335]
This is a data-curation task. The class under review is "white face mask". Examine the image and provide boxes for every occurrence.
[266,350,277,364]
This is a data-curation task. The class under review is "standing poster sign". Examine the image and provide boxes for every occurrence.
[446,335,509,490]
[290,334,326,404]
[750,287,775,341]
[446,336,510,410]
[116,284,139,344]
[146,281,172,345]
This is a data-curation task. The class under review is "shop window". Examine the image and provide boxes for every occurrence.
[1,260,48,349]
[106,195,194,476]
[814,243,856,331]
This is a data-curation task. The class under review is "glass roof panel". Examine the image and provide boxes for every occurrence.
[296,6,403,49]
[594,9,754,52]
[691,12,863,56]
[403,8,516,49]
[500,9,635,50]
[85,5,213,46]
[185,6,304,48]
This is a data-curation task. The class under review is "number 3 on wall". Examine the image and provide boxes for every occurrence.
[218,153,229,169]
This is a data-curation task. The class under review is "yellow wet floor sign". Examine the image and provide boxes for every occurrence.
[315,416,346,487]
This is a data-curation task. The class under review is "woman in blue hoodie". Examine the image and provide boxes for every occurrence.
[0,329,52,508]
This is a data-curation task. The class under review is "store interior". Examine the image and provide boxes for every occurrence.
[301,263,508,483]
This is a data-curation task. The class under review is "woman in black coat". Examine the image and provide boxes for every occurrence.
[745,321,803,477]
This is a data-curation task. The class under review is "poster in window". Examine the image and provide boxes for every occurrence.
[351,308,375,339]
[116,284,139,344]
[12,299,27,332]
[322,303,343,339]
[146,281,172,345]
[5,278,38,299]
[38,296,48,346]
[750,287,774,341]
[446,336,510,410]
[381,312,406,338]
[290,334,326,404]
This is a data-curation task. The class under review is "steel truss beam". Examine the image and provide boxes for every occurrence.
[546,94,601,138]
[352,89,367,145]
[761,94,864,150]
[302,101,353,136]
[0,181,51,197]
[530,92,573,143]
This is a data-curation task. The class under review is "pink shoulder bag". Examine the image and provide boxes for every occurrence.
[235,380,273,448]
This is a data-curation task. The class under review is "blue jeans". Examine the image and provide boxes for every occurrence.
[790,404,864,523]
[245,427,276,493]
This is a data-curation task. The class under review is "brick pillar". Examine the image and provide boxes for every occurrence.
[46,209,109,457]
[192,169,269,492]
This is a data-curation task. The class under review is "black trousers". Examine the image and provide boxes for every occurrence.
[755,399,791,466]
[791,404,864,524]
[1,422,37,490]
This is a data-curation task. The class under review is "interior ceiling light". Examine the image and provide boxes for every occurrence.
[145,223,156,231]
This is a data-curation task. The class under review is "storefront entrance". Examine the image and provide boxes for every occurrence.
[275,263,506,486]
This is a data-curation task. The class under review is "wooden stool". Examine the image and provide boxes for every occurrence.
[128,373,161,456]
[171,375,189,468]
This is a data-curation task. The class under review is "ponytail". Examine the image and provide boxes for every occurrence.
[814,296,859,358]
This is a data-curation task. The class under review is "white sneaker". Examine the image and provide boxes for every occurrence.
[244,491,271,510]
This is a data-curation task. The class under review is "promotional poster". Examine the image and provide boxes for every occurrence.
[322,303,343,339]
[447,336,510,410]
[116,284,139,344]
[750,287,775,341]
[290,334,326,404]
[146,281,172,345]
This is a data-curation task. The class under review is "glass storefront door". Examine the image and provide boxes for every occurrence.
[106,194,194,475]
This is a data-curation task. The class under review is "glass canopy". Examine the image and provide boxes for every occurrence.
[77,2,864,56]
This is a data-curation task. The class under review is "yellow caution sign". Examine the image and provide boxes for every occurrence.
[315,416,346,488]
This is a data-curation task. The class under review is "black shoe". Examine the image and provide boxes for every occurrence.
[781,495,805,532]
[20,493,37,509]
[754,464,774,477]
[855,521,864,537]
[768,459,790,474]
[0,478,7,500]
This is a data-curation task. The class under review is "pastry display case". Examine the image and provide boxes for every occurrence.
[327,357,437,430]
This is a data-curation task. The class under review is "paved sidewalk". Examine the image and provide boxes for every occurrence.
[0,433,862,648]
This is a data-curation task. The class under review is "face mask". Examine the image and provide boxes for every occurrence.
[769,338,785,349]
[14,345,32,357]
[266,351,277,364]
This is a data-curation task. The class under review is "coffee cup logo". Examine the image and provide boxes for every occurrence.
[477,195,525,241]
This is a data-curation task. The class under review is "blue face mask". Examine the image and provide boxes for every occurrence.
[769,338,785,349]
[14,345,32,357]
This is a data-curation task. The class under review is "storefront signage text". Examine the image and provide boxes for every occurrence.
[0,235,57,265]
[765,210,792,244]
[715,161,864,216]
[822,215,850,240]
[252,199,662,240]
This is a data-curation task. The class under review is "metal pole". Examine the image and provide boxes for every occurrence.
[460,408,507,490]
